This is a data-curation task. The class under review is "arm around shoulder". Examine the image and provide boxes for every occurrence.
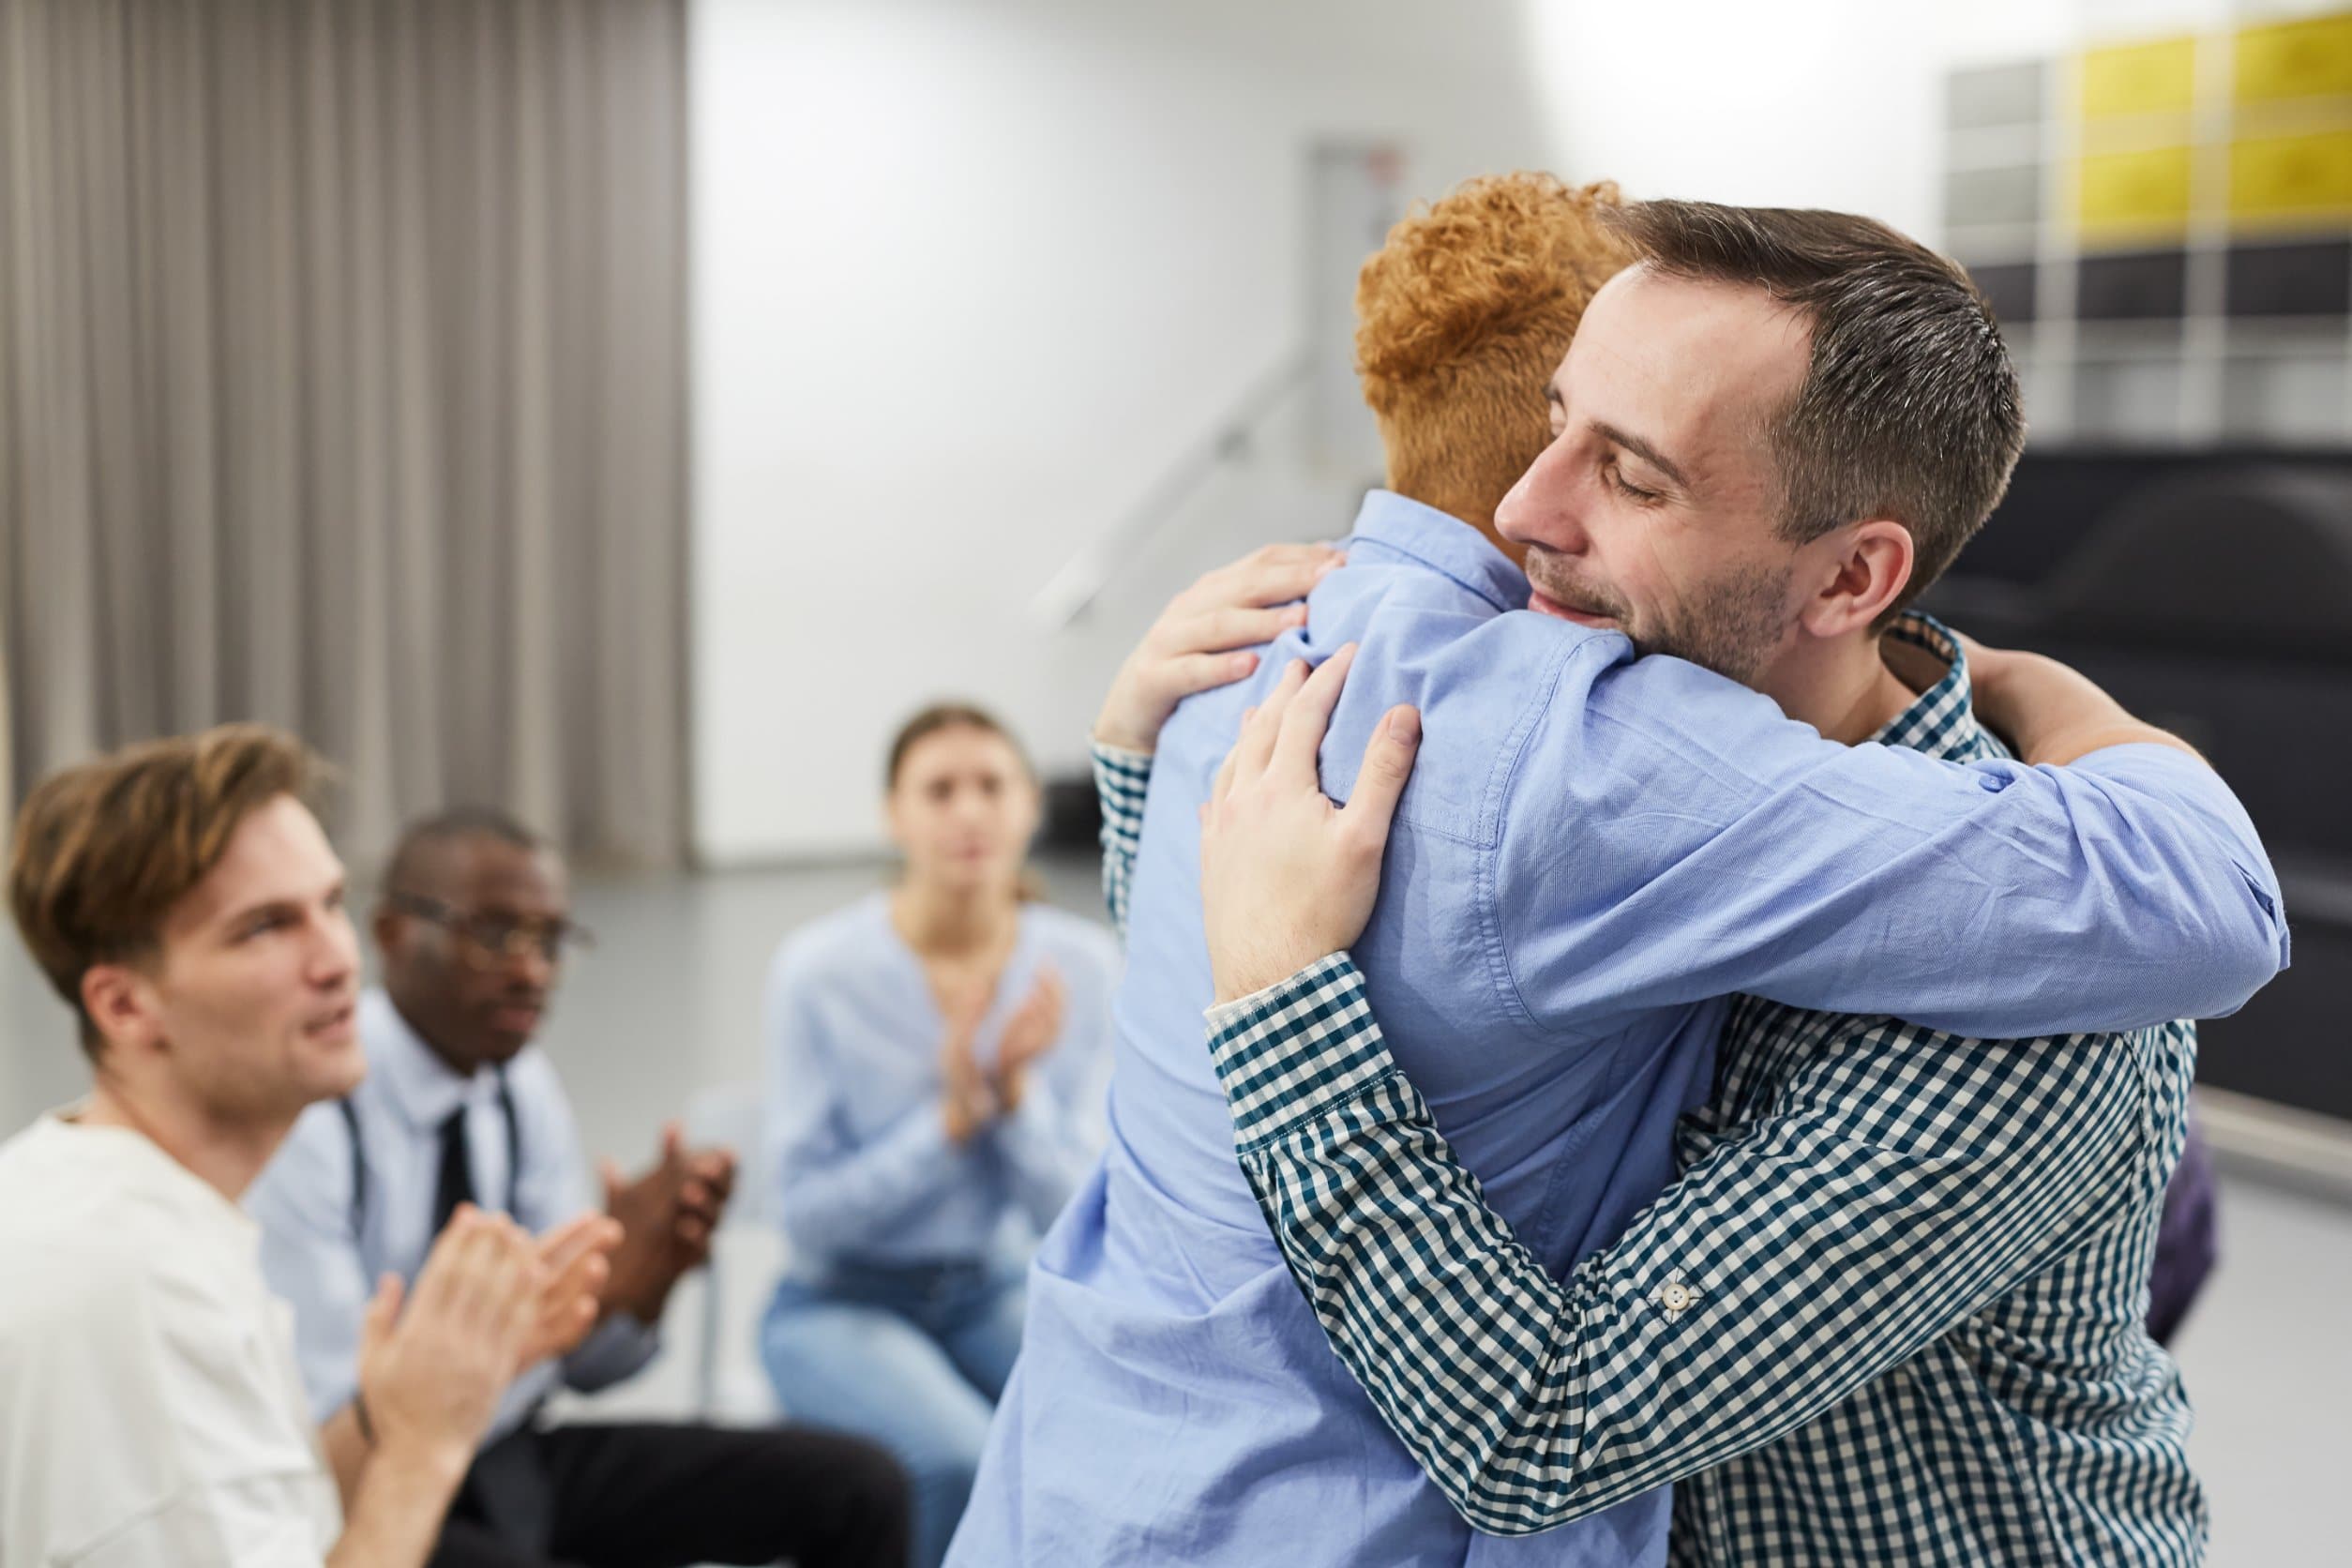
[1500,648,2288,1040]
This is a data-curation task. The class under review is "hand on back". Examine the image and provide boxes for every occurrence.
[1199,645,1421,1003]
[1093,543,1343,754]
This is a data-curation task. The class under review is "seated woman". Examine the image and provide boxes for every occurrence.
[759,702,1120,1568]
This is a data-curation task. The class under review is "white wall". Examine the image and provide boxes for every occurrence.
[689,0,1549,862]
[1523,0,2323,241]
[691,0,2338,863]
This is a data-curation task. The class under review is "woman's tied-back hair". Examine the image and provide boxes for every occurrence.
[884,702,1033,792]
[8,723,328,1057]
[1355,173,1636,530]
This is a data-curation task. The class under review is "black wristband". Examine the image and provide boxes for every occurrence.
[352,1390,378,1448]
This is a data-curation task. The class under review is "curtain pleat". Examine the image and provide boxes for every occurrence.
[0,0,690,868]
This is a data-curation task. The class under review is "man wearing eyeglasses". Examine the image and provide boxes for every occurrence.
[248,808,911,1568]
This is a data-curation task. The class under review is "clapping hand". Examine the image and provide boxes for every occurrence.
[597,1123,739,1325]
[356,1207,542,1470]
[520,1211,622,1365]
[938,978,1001,1145]
[991,967,1066,1117]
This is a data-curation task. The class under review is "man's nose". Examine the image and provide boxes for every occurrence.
[1498,444,1588,554]
[505,942,557,989]
[313,909,362,985]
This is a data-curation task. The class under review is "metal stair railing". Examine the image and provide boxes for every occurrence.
[1029,349,1313,631]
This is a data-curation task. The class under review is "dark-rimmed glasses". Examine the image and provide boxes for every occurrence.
[385,892,596,970]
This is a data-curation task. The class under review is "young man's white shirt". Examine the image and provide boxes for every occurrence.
[0,1112,340,1567]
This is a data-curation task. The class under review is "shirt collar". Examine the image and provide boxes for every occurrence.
[38,1108,262,1243]
[1871,611,2003,763]
[1344,490,1531,616]
[359,988,500,1133]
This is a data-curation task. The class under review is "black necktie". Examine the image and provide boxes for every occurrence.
[429,1080,551,1553]
[432,1092,553,1551]
[431,1107,475,1236]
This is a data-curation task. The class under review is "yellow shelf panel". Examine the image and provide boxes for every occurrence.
[2077,144,2195,239]
[2081,37,2199,118]
[2230,128,2352,224]
[2236,13,2352,103]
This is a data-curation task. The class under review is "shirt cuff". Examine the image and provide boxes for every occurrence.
[1205,953,1397,1149]
[1092,741,1153,813]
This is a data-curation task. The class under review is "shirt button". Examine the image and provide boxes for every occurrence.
[1660,1282,1695,1313]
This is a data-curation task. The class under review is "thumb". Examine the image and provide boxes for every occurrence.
[360,1272,404,1355]
[1343,705,1420,841]
[599,1157,626,1206]
[661,1121,686,1167]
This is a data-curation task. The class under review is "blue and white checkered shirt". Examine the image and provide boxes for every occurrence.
[1095,613,2207,1565]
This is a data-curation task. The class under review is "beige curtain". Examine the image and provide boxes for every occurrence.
[0,0,689,868]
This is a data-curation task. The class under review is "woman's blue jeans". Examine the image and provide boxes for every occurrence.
[761,1257,1026,1568]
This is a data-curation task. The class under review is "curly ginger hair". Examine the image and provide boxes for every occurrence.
[1355,173,1635,542]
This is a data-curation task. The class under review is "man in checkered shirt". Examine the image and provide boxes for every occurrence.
[1161,617,2211,1566]
[1085,204,2273,1564]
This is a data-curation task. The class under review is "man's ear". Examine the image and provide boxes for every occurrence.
[81,962,158,1058]
[1801,519,1914,640]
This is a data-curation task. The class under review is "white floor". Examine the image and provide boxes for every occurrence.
[3,856,2343,1563]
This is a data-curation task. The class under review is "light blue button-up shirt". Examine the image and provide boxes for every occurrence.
[249,988,659,1443]
[766,893,1123,1270]
[949,491,2286,1566]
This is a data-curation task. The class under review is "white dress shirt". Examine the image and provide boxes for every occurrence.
[247,988,658,1444]
[0,1113,340,1567]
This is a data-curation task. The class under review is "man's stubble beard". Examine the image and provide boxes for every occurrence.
[1638,561,1795,690]
[1534,548,1795,689]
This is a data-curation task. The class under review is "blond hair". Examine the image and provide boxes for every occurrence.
[9,723,326,1054]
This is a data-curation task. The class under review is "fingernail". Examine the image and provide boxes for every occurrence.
[1391,708,1421,745]
[1234,652,1258,672]
[1288,604,1309,625]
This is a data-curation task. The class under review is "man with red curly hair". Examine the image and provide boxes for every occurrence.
[1351,174,1635,563]
[949,180,2282,1566]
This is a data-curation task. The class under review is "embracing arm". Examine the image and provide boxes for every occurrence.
[1499,641,2287,1038]
[1089,543,1343,938]
[1093,745,1152,939]
[1207,957,2154,1532]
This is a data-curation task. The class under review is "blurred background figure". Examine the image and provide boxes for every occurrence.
[0,727,558,1568]
[249,810,910,1568]
[760,706,1119,1568]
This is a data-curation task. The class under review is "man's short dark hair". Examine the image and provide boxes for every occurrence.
[1606,200,2026,615]
[381,807,545,897]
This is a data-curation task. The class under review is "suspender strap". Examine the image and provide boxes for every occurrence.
[495,1064,523,1215]
[337,1068,526,1243]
